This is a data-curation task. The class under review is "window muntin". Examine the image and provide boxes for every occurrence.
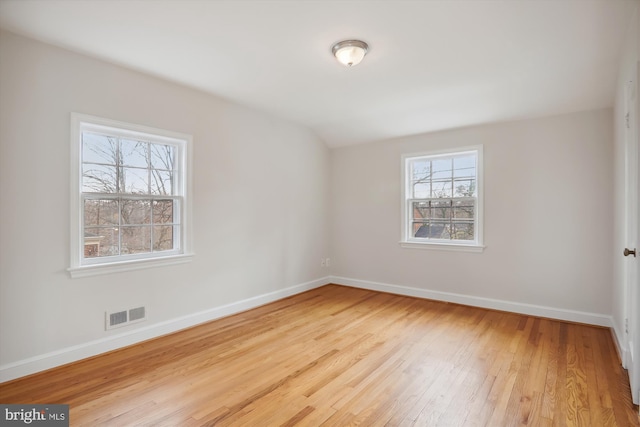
[403,147,483,248]
[70,114,191,275]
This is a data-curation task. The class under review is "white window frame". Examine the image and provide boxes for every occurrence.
[400,145,485,252]
[69,113,193,278]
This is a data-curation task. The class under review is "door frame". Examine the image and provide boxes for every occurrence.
[625,62,640,404]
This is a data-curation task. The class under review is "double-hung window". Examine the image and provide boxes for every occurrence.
[69,114,192,277]
[401,146,484,251]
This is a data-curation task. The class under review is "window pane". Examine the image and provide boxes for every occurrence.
[412,201,430,220]
[153,226,174,251]
[84,199,119,226]
[83,164,117,193]
[121,167,149,194]
[413,222,429,238]
[430,199,452,220]
[411,160,430,180]
[120,226,151,254]
[83,133,117,165]
[150,143,176,170]
[152,200,174,224]
[432,207,452,220]
[453,179,476,197]
[453,199,475,218]
[454,155,476,178]
[432,180,453,197]
[120,139,149,168]
[121,200,150,225]
[84,227,119,258]
[451,221,474,241]
[417,220,450,239]
[150,170,174,195]
[432,158,452,180]
[413,182,430,198]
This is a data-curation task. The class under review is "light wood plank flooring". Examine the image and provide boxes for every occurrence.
[1,284,638,426]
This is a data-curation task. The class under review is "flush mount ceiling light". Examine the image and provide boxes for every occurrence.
[331,39,369,67]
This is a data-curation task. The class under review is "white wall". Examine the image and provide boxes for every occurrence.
[612,2,640,361]
[330,109,614,320]
[0,31,330,379]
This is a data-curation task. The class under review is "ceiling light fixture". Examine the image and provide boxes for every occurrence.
[331,40,369,67]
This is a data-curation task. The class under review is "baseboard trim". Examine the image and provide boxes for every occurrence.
[330,276,613,328]
[611,320,630,368]
[0,277,330,383]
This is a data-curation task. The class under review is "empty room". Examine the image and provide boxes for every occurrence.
[1,0,640,425]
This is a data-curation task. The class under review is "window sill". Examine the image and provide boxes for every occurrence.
[68,253,194,278]
[399,241,485,253]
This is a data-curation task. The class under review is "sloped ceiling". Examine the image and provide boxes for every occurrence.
[0,0,636,146]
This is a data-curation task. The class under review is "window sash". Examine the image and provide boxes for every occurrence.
[407,197,477,242]
[81,133,180,196]
[408,152,477,200]
[81,194,182,264]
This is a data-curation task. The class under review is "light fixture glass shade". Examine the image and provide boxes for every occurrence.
[332,40,369,67]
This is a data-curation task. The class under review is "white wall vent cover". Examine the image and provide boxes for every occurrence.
[106,306,147,330]
[129,306,146,322]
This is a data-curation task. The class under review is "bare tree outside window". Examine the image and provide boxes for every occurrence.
[82,132,179,259]
[69,114,190,277]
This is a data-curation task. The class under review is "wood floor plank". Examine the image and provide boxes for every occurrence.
[1,284,638,426]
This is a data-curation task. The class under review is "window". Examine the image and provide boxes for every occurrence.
[401,146,484,251]
[69,114,193,277]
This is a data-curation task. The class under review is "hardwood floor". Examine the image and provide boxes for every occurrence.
[1,284,638,426]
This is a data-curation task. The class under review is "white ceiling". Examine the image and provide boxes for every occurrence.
[0,0,637,147]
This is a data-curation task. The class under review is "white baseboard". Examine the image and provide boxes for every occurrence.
[611,320,630,369]
[330,276,614,328]
[0,277,330,383]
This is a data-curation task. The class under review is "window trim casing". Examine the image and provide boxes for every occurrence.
[69,113,194,278]
[400,145,485,252]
